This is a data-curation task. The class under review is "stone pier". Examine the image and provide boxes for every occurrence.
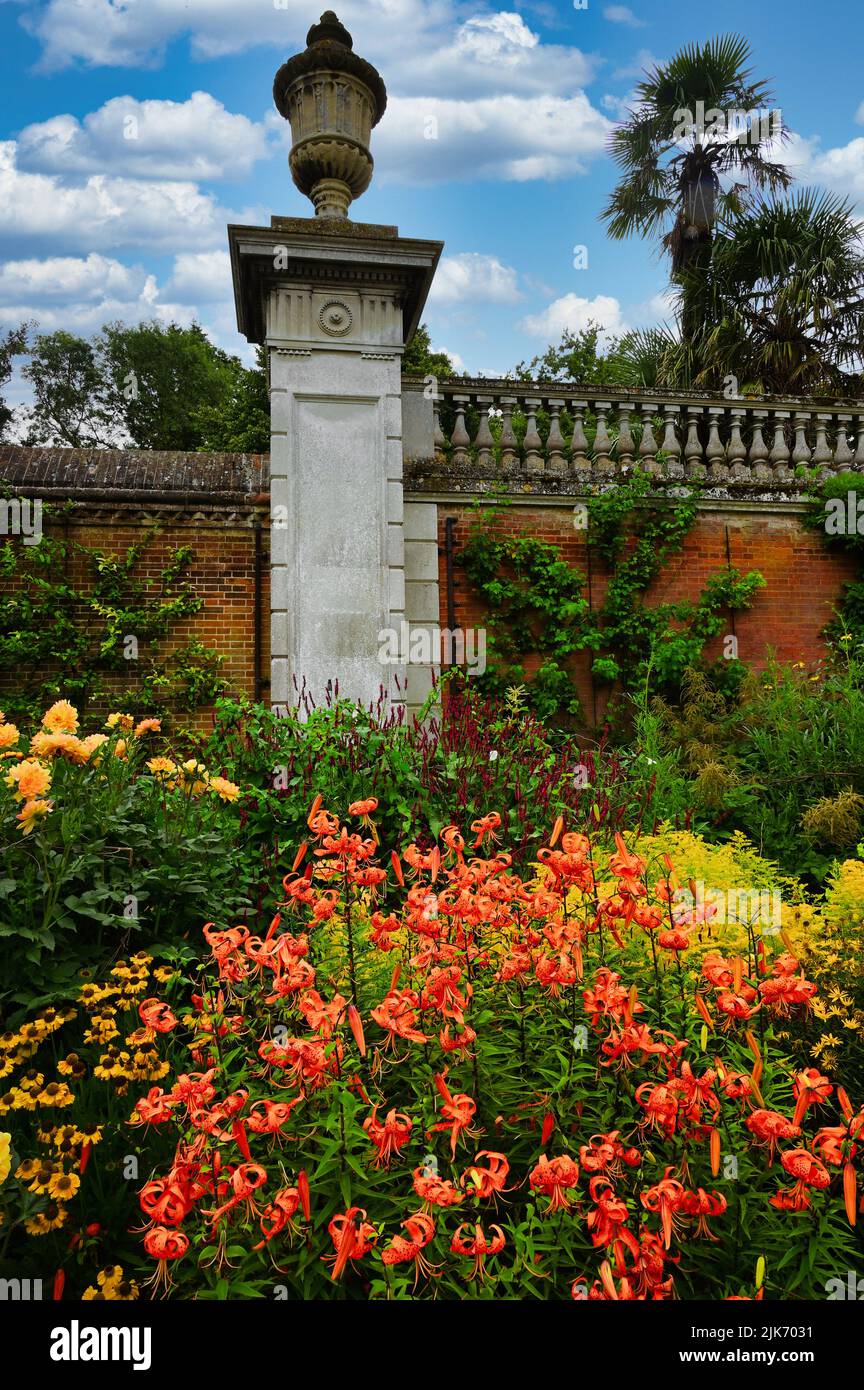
[228,12,442,715]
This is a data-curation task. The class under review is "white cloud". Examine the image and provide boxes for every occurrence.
[16,0,598,99]
[518,293,628,341]
[0,254,167,337]
[612,48,658,81]
[17,92,269,181]
[454,13,538,66]
[163,250,234,303]
[434,343,465,372]
[0,142,264,254]
[429,253,522,305]
[603,5,646,27]
[373,93,612,184]
[516,285,677,347]
[785,131,864,207]
[0,250,246,395]
[601,91,637,122]
[15,0,464,72]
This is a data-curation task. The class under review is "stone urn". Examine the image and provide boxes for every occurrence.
[273,11,387,219]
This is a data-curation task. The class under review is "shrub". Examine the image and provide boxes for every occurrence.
[0,701,251,1013]
[4,802,857,1300]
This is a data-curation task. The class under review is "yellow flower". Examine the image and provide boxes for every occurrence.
[147,756,176,778]
[25,1203,68,1234]
[29,731,87,762]
[5,759,51,803]
[48,1171,80,1201]
[208,775,240,802]
[0,1132,11,1186]
[106,712,134,731]
[42,700,79,734]
[134,719,161,737]
[17,798,53,836]
[79,733,109,761]
[36,1082,74,1108]
[57,1053,87,1079]
[0,723,20,751]
[17,1069,45,1091]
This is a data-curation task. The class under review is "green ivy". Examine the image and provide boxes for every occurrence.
[803,471,864,645]
[458,474,765,722]
[0,510,228,724]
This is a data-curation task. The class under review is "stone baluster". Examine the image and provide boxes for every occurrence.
[546,400,567,476]
[769,411,791,486]
[432,395,446,456]
[660,405,682,480]
[569,401,591,485]
[592,401,614,479]
[792,411,812,472]
[748,409,771,484]
[812,413,834,477]
[727,407,750,483]
[616,404,635,469]
[638,403,660,475]
[684,406,705,480]
[834,414,854,472]
[450,395,471,465]
[853,415,864,471]
[473,396,495,469]
[523,397,544,474]
[706,406,728,484]
[499,397,519,474]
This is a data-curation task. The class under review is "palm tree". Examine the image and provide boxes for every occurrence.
[601,35,791,342]
[685,189,864,396]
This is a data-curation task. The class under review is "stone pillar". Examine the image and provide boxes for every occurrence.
[228,13,442,713]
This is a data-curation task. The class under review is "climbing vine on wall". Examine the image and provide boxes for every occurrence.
[458,473,765,723]
[0,510,228,723]
[804,471,864,647]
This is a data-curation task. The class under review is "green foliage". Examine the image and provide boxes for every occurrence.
[0,524,227,723]
[192,344,270,454]
[20,320,267,452]
[685,191,864,395]
[22,330,110,448]
[0,721,252,1013]
[402,323,454,380]
[0,323,29,440]
[458,476,765,722]
[804,472,864,645]
[654,652,864,884]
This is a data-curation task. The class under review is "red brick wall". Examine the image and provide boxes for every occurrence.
[437,503,859,721]
[1,513,270,732]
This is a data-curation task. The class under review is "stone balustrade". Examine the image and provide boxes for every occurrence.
[403,377,864,493]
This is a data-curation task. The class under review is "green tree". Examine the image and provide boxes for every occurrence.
[22,330,116,448]
[0,323,29,439]
[513,323,659,386]
[686,189,864,395]
[402,323,454,378]
[192,344,270,453]
[99,320,243,451]
[601,35,790,343]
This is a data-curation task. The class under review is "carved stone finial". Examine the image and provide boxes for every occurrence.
[273,11,387,219]
[306,11,353,48]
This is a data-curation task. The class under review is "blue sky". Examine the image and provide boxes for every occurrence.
[1,0,863,404]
